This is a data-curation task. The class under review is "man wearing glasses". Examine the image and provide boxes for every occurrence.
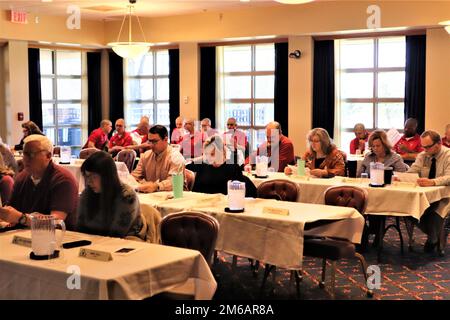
[108,118,133,157]
[407,130,450,254]
[179,118,207,160]
[132,125,185,193]
[0,135,78,229]
[224,117,248,165]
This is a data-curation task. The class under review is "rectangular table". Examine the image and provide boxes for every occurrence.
[0,229,216,300]
[249,172,450,220]
[138,192,364,270]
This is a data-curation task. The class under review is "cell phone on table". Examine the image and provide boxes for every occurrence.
[62,240,92,249]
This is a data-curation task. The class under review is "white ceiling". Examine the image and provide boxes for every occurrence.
[0,0,283,19]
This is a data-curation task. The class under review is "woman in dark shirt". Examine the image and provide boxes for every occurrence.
[186,135,256,197]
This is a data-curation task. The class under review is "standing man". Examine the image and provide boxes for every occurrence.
[394,118,423,162]
[0,135,78,229]
[224,117,248,165]
[83,119,112,151]
[132,125,185,193]
[407,130,450,254]
[108,118,133,157]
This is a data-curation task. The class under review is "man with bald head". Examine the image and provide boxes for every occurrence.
[201,118,218,138]
[394,118,424,162]
[180,118,207,159]
[251,121,295,172]
[108,118,133,157]
[171,116,185,144]
[83,119,112,150]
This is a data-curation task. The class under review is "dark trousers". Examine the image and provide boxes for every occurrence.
[418,203,444,244]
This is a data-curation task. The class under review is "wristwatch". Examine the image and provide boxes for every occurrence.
[18,213,27,226]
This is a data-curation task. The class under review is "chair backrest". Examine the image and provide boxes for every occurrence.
[0,175,14,204]
[16,159,24,173]
[159,211,219,266]
[324,185,368,214]
[257,179,299,202]
[53,146,61,157]
[79,148,100,160]
[116,149,137,173]
[184,169,195,191]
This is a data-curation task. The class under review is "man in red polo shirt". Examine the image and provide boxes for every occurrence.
[83,119,112,150]
[349,123,369,155]
[127,116,151,156]
[109,118,133,157]
[394,118,423,162]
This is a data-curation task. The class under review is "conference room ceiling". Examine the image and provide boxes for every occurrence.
[0,0,281,19]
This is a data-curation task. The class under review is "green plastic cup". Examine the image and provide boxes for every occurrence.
[297,159,305,176]
[172,174,184,198]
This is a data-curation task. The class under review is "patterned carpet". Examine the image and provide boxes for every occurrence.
[212,217,450,300]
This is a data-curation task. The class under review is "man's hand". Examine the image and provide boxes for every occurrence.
[136,182,158,193]
[417,178,436,187]
[0,206,22,224]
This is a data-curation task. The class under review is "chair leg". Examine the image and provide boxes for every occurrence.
[396,217,405,255]
[355,252,374,298]
[377,216,386,262]
[329,261,336,299]
[437,217,449,257]
[260,264,276,296]
[319,258,327,289]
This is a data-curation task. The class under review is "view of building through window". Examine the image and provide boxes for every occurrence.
[40,49,84,156]
[335,37,406,153]
[124,50,170,133]
[219,43,275,150]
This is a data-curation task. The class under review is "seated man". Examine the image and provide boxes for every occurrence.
[249,121,295,172]
[394,118,423,162]
[170,116,185,144]
[108,118,133,157]
[0,135,78,229]
[407,130,450,254]
[201,118,218,138]
[83,119,112,150]
[132,125,185,193]
[349,123,369,155]
[179,118,207,160]
[127,116,151,156]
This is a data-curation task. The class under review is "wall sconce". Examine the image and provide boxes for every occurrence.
[289,50,302,59]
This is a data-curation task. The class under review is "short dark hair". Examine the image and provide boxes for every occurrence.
[421,130,441,144]
[149,125,168,139]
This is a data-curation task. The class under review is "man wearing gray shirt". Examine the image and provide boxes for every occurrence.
[408,130,450,254]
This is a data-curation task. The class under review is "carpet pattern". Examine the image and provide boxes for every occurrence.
[212,217,450,300]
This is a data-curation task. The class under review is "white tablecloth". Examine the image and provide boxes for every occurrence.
[0,230,216,300]
[138,192,364,270]
[249,172,450,220]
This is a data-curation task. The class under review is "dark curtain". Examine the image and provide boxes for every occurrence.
[28,48,43,131]
[312,40,335,138]
[87,52,103,134]
[405,35,426,134]
[169,49,180,135]
[274,42,289,136]
[108,51,124,125]
[199,46,216,128]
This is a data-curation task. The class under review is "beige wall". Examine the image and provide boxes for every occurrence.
[2,41,29,145]
[425,28,450,135]
[0,45,5,140]
[179,43,200,121]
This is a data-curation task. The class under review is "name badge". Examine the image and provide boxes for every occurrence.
[12,235,32,247]
[262,207,290,216]
[79,248,113,262]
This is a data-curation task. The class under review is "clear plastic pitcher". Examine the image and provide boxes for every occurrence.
[227,180,246,211]
[369,162,385,186]
[60,146,72,164]
[255,156,268,177]
[30,214,66,256]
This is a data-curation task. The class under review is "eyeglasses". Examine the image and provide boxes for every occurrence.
[227,123,235,126]
[148,139,161,145]
[23,149,47,159]
[423,142,436,149]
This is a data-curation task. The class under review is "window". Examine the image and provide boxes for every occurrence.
[218,44,275,150]
[335,37,406,153]
[40,49,85,156]
[124,50,170,131]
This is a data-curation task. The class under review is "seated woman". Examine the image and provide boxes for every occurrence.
[14,121,44,151]
[76,151,143,238]
[186,135,257,197]
[357,130,409,177]
[302,128,345,178]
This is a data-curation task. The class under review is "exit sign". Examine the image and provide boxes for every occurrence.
[10,10,28,24]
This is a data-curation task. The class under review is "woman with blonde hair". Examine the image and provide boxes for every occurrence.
[358,130,409,177]
[302,128,345,178]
